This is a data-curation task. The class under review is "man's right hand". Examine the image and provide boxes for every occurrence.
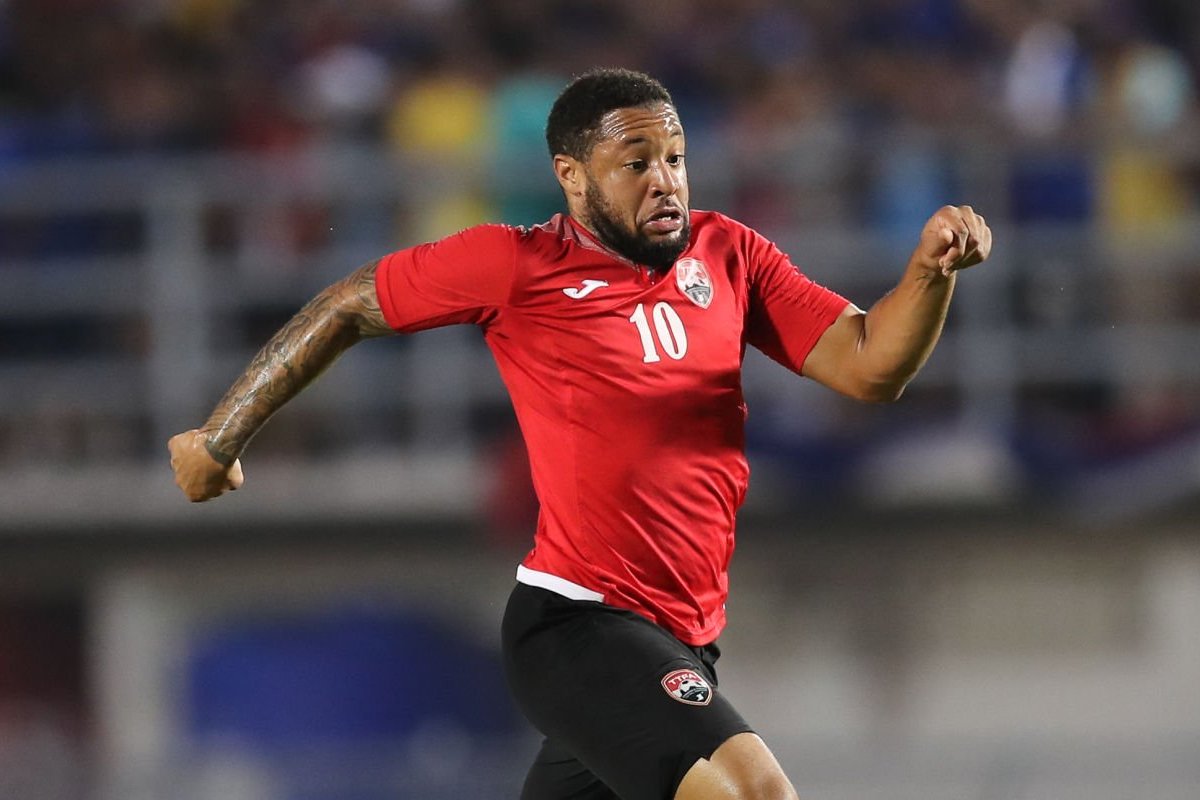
[168,429,244,502]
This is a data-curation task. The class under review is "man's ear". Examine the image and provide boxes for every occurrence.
[553,154,586,199]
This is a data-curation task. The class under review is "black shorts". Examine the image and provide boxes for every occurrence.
[501,582,753,800]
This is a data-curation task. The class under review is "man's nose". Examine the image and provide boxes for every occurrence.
[649,161,680,196]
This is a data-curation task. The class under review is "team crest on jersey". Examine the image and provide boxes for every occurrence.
[675,258,713,309]
[661,668,713,706]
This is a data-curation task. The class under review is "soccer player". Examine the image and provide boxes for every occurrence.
[169,68,991,800]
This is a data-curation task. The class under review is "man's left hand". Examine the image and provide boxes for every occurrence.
[916,205,992,277]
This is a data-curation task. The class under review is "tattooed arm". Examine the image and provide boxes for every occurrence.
[168,260,392,502]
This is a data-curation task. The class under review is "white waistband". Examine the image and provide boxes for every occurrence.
[516,565,605,602]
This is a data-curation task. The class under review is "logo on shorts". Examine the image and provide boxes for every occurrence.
[675,258,713,309]
[661,668,713,706]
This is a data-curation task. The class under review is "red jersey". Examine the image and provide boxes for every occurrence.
[375,211,847,645]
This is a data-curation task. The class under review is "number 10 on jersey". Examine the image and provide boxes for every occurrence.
[629,302,688,363]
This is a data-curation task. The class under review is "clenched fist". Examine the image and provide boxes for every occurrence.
[168,429,244,502]
[916,205,992,277]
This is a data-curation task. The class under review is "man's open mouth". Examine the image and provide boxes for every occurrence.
[643,207,684,234]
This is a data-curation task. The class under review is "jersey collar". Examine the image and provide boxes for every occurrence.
[561,214,643,269]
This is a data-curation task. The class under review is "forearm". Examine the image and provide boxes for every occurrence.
[200,260,390,464]
[855,258,955,397]
[802,205,988,402]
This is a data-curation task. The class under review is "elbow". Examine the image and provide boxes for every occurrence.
[849,376,909,404]
[841,356,921,403]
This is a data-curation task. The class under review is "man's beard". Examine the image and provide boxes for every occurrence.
[583,183,690,271]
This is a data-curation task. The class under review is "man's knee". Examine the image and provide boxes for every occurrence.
[675,732,799,800]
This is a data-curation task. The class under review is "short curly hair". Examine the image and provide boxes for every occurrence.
[545,68,675,161]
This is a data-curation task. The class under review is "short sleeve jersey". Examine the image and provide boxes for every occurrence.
[375,211,848,645]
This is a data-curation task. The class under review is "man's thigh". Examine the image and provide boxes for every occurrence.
[502,583,753,800]
[520,737,619,800]
[675,732,799,800]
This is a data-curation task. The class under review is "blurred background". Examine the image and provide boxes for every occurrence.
[2,0,1200,797]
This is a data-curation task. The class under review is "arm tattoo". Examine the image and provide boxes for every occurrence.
[201,260,391,464]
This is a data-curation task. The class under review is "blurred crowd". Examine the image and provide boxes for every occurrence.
[3,0,1200,485]
[3,0,1200,231]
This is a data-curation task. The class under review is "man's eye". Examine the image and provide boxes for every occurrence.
[625,160,647,171]
[668,154,685,166]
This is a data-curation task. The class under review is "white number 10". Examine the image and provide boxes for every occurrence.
[629,302,688,363]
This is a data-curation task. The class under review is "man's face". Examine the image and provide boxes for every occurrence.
[575,103,690,270]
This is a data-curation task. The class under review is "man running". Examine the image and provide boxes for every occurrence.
[169,68,992,799]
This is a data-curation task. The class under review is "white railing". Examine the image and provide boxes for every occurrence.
[3,142,1199,526]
